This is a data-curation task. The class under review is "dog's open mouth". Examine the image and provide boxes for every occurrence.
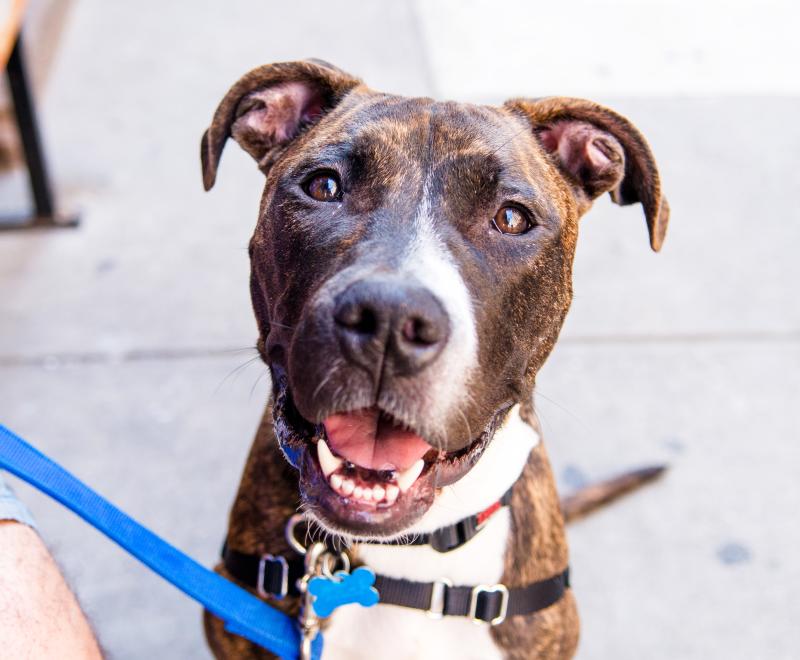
[272,374,504,538]
[318,408,437,507]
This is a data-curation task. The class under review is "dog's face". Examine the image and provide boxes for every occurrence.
[202,61,668,538]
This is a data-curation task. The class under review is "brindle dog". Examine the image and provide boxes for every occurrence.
[200,60,668,659]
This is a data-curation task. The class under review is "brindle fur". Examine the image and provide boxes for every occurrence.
[200,59,667,659]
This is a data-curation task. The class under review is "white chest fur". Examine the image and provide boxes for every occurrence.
[321,406,540,660]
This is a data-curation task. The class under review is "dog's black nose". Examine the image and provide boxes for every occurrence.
[333,280,450,377]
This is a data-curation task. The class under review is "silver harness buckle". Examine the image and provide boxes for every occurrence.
[426,578,453,619]
[256,553,288,599]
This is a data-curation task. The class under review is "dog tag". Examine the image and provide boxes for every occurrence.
[307,566,379,617]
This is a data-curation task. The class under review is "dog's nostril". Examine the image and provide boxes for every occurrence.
[335,304,378,335]
[353,308,377,335]
[401,317,438,346]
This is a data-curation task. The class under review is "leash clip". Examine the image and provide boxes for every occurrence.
[297,542,328,660]
[290,514,364,660]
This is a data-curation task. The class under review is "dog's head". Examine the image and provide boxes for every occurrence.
[202,60,668,539]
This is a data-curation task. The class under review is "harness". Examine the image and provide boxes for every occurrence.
[223,487,569,639]
[0,424,570,660]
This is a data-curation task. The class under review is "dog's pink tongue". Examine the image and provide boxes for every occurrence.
[324,409,432,472]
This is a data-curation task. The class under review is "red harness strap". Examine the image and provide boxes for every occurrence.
[476,499,504,527]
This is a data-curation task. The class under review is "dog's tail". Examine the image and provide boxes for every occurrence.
[560,465,666,524]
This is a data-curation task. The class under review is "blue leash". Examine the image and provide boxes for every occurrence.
[0,425,321,660]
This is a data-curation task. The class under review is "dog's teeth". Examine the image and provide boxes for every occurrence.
[341,479,355,496]
[330,473,343,491]
[385,484,399,503]
[372,485,385,502]
[317,439,343,478]
[353,486,364,499]
[396,459,425,493]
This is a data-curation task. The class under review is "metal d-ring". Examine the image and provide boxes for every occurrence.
[286,512,353,582]
[285,513,308,555]
[321,550,351,579]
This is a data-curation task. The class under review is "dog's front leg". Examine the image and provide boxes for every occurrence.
[204,405,304,660]
[490,443,580,660]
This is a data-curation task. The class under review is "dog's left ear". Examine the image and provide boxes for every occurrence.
[505,97,669,251]
[201,59,362,191]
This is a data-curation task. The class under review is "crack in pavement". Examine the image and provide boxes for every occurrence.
[0,331,797,368]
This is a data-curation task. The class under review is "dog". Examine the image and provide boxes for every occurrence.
[199,59,669,660]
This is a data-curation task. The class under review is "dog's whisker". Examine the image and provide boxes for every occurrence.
[456,407,473,444]
[215,355,261,393]
[219,345,260,354]
[249,369,269,399]
[312,359,344,403]
[534,389,588,430]
[268,321,296,331]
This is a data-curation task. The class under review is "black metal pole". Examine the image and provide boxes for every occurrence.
[6,33,55,219]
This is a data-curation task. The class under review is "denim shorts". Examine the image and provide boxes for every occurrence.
[0,472,36,528]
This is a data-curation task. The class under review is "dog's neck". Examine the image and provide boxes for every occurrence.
[353,405,539,586]
[406,404,540,535]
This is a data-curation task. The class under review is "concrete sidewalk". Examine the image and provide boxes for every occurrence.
[1,1,798,658]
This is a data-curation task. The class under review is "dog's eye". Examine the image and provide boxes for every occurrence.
[303,171,342,202]
[492,205,532,235]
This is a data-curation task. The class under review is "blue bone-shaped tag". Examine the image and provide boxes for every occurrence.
[307,566,379,617]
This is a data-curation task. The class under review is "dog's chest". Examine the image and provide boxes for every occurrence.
[320,512,509,660]
[317,407,539,659]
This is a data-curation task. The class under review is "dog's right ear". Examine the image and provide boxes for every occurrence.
[201,60,361,191]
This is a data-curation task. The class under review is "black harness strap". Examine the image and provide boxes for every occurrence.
[222,487,516,597]
[221,487,569,624]
[380,488,514,553]
[223,545,570,624]
[373,569,570,623]
[222,543,304,599]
